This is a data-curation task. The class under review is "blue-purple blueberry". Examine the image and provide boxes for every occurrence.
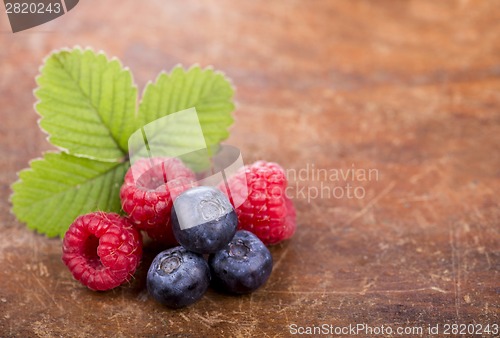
[209,230,273,294]
[147,246,210,308]
[171,186,237,254]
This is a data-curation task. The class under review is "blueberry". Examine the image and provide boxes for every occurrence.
[209,230,273,294]
[171,186,238,254]
[147,246,210,308]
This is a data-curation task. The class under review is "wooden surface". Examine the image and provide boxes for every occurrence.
[1,1,499,337]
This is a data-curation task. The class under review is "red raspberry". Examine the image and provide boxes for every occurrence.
[144,218,178,247]
[221,161,296,245]
[62,212,142,291]
[120,158,196,246]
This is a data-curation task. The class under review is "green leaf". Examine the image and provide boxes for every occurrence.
[12,49,237,237]
[11,152,128,237]
[128,107,214,172]
[35,48,137,161]
[139,66,235,151]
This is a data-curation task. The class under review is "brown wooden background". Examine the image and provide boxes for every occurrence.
[1,1,499,337]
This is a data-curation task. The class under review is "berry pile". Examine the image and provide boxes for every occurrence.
[62,158,296,308]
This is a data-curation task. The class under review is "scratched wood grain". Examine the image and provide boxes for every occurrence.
[0,1,499,336]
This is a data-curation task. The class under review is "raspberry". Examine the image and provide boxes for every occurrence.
[221,161,297,245]
[120,157,196,246]
[62,212,142,291]
[144,219,178,248]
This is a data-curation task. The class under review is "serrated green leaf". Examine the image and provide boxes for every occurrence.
[11,152,128,237]
[35,48,137,161]
[128,107,214,172]
[139,66,235,150]
[12,50,237,237]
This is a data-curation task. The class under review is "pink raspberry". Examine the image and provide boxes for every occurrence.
[144,218,178,247]
[120,157,196,245]
[62,212,142,291]
[221,161,296,245]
